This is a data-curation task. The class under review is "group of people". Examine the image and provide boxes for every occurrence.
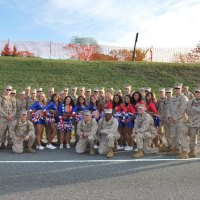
[0,83,199,159]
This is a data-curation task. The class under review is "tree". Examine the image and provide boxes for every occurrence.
[110,48,148,61]
[174,42,200,63]
[11,45,18,57]
[1,43,11,56]
[63,36,100,61]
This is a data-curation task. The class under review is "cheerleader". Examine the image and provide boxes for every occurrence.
[43,93,59,150]
[29,92,46,150]
[104,93,113,109]
[112,94,127,150]
[131,91,146,112]
[58,96,75,149]
[123,95,136,151]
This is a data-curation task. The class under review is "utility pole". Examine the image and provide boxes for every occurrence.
[132,33,138,61]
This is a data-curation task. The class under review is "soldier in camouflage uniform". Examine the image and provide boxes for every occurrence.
[167,82,189,158]
[16,91,27,118]
[98,109,120,158]
[76,111,98,155]
[186,86,200,158]
[157,88,167,147]
[160,88,173,152]
[25,86,31,100]
[9,110,35,153]
[0,85,16,149]
[85,88,91,106]
[183,85,194,100]
[132,104,158,158]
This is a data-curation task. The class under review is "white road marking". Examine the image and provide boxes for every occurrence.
[0,157,200,163]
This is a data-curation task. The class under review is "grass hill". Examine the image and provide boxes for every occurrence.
[0,56,199,94]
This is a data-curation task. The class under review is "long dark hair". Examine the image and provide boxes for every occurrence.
[145,92,157,104]
[113,94,123,108]
[64,95,75,107]
[124,95,132,107]
[131,91,142,105]
[89,95,99,107]
[50,93,60,105]
[76,96,86,106]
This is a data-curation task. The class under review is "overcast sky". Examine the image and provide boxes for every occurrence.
[1,0,199,48]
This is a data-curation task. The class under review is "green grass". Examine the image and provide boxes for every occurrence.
[0,56,200,94]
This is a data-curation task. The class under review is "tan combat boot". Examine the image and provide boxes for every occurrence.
[132,149,144,158]
[25,147,36,153]
[168,148,181,156]
[89,147,95,155]
[177,151,188,159]
[106,148,114,158]
[188,150,197,158]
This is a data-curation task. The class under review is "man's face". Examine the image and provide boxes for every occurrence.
[159,91,165,98]
[5,88,11,96]
[174,87,181,95]
[105,113,112,121]
[20,114,27,122]
[138,107,145,115]
[84,114,91,122]
[195,91,200,100]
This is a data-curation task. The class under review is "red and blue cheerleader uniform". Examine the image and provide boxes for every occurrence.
[124,103,136,128]
[44,101,59,124]
[58,103,74,133]
[72,104,87,123]
[145,101,159,127]
[113,103,127,128]
[29,101,45,125]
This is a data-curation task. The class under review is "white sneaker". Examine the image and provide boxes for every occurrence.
[133,147,138,152]
[117,145,124,150]
[124,145,133,151]
[59,144,63,149]
[46,144,57,150]
[36,145,45,150]
[66,144,71,149]
[94,144,99,149]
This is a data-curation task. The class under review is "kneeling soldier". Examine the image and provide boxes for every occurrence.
[76,110,98,155]
[98,109,120,158]
[9,110,35,154]
[132,104,158,158]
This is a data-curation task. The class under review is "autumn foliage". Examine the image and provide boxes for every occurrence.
[1,43,34,57]
[174,42,200,63]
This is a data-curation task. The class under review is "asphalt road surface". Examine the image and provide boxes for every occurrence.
[0,145,200,200]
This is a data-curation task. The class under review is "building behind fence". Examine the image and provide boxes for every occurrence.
[0,40,192,63]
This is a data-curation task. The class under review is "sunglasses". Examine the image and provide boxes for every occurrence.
[195,91,200,93]
[11,93,16,94]
[174,88,181,89]
[6,89,12,91]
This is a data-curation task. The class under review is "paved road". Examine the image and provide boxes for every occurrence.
[0,145,200,200]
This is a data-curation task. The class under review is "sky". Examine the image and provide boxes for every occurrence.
[0,0,200,48]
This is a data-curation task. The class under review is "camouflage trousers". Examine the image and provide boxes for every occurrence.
[136,131,158,154]
[158,120,168,146]
[76,135,96,153]
[170,122,189,151]
[163,121,172,148]
[98,132,120,154]
[188,127,200,151]
[0,120,13,145]
[12,133,36,153]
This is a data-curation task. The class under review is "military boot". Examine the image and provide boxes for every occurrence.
[132,149,144,158]
[25,147,36,153]
[177,151,188,159]
[167,148,181,156]
[188,150,197,158]
[89,147,95,155]
[0,143,5,149]
[106,148,114,158]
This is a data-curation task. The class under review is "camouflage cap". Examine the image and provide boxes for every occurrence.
[20,91,26,95]
[125,85,131,89]
[31,89,37,94]
[71,86,77,90]
[93,88,99,92]
[79,87,85,91]
[138,104,146,110]
[104,109,113,114]
[83,110,91,116]
[63,87,68,91]
[25,86,31,90]
[86,88,91,92]
[108,87,115,92]
[99,87,105,92]
[174,82,182,89]
[5,85,12,90]
[49,87,55,92]
[159,88,165,92]
[37,88,43,92]
[145,87,151,92]
[138,87,145,92]
[194,85,200,93]
[165,88,173,93]
[11,89,16,94]
[20,110,28,115]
